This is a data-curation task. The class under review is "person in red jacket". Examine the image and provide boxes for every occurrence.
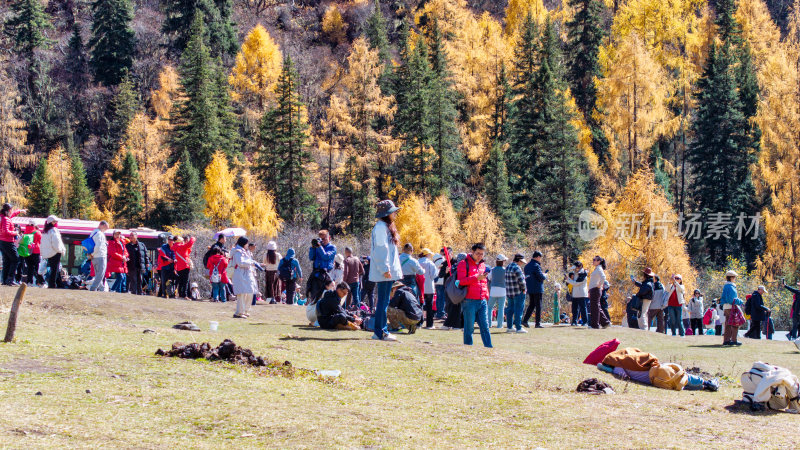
[107,230,129,293]
[0,203,26,286]
[173,235,196,300]
[456,243,493,348]
[206,247,229,302]
[23,223,43,285]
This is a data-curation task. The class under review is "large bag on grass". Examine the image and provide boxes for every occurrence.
[306,301,318,325]
[741,362,800,411]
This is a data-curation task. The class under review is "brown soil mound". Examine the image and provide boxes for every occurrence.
[156,339,312,378]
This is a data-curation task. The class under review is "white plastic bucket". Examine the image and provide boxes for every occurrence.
[209,321,219,332]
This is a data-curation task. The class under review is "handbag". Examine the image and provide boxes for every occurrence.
[728,304,746,327]
[445,258,469,305]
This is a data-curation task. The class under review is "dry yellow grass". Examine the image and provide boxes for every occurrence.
[0,286,798,448]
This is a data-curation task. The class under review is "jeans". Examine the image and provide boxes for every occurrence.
[523,292,543,326]
[573,297,588,325]
[683,374,705,390]
[348,282,361,307]
[666,306,685,336]
[47,253,61,289]
[487,296,506,328]
[435,285,446,318]
[211,282,227,302]
[505,294,526,331]
[0,240,19,285]
[402,274,418,297]
[89,257,107,291]
[111,273,127,293]
[462,299,492,347]
[373,280,393,339]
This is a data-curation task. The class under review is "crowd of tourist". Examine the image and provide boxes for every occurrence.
[1,199,799,346]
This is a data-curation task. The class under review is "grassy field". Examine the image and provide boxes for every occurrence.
[1,286,798,449]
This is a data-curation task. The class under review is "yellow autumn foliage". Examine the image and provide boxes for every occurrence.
[47,145,72,216]
[581,169,696,322]
[232,169,282,237]
[460,196,505,253]
[429,195,461,248]
[322,5,348,46]
[229,24,282,110]
[203,151,240,228]
[395,194,442,252]
[504,0,547,35]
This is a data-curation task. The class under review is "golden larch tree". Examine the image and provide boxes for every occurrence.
[580,169,696,322]
[429,195,461,249]
[47,145,73,217]
[233,169,282,237]
[504,0,546,35]
[322,5,348,46]
[203,151,240,228]
[460,196,505,254]
[0,59,34,205]
[395,194,443,252]
[229,24,282,111]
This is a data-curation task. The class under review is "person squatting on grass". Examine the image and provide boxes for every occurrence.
[456,243,493,348]
[387,281,424,334]
[369,200,403,342]
[317,282,361,330]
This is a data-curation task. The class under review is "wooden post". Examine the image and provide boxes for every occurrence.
[4,283,28,343]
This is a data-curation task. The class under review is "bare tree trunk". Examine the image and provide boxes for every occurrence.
[4,283,28,343]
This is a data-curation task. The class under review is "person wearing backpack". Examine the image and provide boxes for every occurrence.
[456,243,492,348]
[206,247,229,302]
[719,270,744,346]
[277,248,302,305]
[87,221,109,291]
[744,286,769,339]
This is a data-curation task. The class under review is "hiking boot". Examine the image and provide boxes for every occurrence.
[703,378,720,392]
[516,328,528,334]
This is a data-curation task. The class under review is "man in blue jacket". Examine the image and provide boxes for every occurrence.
[307,230,337,301]
[523,250,548,328]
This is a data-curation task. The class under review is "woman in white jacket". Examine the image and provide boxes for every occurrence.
[231,236,256,319]
[566,262,589,326]
[39,215,66,289]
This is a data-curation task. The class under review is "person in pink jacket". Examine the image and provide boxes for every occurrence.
[456,243,493,348]
[0,203,26,286]
[172,236,196,300]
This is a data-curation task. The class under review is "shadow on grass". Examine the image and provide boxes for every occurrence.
[724,402,783,416]
[279,334,364,342]
[687,344,730,348]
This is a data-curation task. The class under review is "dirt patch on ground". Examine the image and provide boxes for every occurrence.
[686,366,725,378]
[156,339,328,380]
[0,358,61,375]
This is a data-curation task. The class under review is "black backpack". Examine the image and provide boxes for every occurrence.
[278,258,294,280]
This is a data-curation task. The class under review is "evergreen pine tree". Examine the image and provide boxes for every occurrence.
[336,157,376,235]
[364,0,392,92]
[162,0,238,58]
[88,0,136,86]
[258,55,316,224]
[532,20,589,266]
[394,34,436,196]
[4,0,52,56]
[688,42,760,265]
[27,158,57,217]
[566,0,610,165]
[507,12,540,227]
[490,62,511,145]
[168,150,205,224]
[426,17,465,197]
[113,151,144,226]
[67,148,95,220]
[483,142,518,235]
[172,13,226,171]
[66,23,90,92]
[107,74,139,152]
[25,56,66,154]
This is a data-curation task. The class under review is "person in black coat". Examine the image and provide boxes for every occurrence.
[783,281,800,340]
[388,281,424,333]
[360,256,376,312]
[744,286,769,339]
[627,268,655,329]
[317,283,360,330]
[125,232,149,295]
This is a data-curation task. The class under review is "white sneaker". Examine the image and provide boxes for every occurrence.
[506,328,515,333]
[516,328,528,334]
[382,333,397,342]
[440,326,452,330]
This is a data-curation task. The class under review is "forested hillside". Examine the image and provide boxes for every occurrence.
[2,0,800,278]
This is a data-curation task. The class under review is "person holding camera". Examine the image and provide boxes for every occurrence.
[307,229,337,302]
